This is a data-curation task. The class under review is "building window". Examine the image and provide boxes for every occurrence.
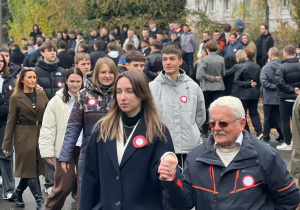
[225,0,231,11]
[210,0,215,12]
[195,0,200,10]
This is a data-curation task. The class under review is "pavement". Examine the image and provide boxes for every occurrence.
[0,134,295,210]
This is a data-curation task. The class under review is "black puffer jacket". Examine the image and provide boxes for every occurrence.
[275,58,300,100]
[35,57,66,99]
[234,60,261,100]
[0,67,18,121]
[143,51,163,82]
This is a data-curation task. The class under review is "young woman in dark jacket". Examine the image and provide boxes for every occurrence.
[0,54,17,201]
[59,58,118,184]
[80,71,174,210]
[234,48,263,139]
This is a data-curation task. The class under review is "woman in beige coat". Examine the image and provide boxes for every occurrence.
[1,69,48,210]
[39,68,83,209]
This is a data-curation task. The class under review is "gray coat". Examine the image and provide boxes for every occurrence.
[150,70,206,154]
[260,59,281,105]
[180,31,197,54]
[196,53,226,91]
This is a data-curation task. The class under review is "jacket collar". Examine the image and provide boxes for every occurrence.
[17,90,42,115]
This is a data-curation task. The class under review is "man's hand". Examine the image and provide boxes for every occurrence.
[215,76,222,82]
[46,157,55,166]
[251,80,257,87]
[61,161,70,173]
[2,150,8,156]
[158,153,178,181]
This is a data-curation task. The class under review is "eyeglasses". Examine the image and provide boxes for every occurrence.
[208,118,241,129]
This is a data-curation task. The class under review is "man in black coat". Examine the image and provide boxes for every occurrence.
[256,24,274,68]
[275,45,300,151]
[88,28,100,53]
[166,32,181,50]
[143,41,163,82]
[28,40,43,67]
[149,20,162,36]
[10,43,24,67]
[57,41,73,70]
[100,27,109,51]
[67,29,77,50]
[90,40,106,70]
[35,42,66,195]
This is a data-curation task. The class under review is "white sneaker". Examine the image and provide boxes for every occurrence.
[276,143,293,151]
[257,133,263,140]
[45,187,52,195]
[0,176,2,186]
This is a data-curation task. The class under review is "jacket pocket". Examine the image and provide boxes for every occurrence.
[15,125,25,147]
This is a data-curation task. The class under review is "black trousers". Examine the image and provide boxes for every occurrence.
[241,99,262,135]
[279,100,294,145]
[202,91,223,134]
[263,104,283,141]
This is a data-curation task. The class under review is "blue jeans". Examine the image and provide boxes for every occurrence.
[183,53,194,73]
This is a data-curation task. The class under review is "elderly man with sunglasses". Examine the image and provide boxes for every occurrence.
[158,96,299,210]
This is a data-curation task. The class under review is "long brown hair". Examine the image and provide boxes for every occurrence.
[96,71,166,144]
[0,54,10,78]
[62,67,84,103]
[13,69,38,95]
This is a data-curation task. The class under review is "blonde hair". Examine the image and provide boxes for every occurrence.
[92,57,118,90]
[96,71,167,144]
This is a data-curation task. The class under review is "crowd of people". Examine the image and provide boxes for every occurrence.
[0,18,299,210]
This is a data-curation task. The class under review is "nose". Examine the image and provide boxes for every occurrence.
[213,122,222,131]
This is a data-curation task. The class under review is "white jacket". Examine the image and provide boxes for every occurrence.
[149,69,206,154]
[39,89,78,158]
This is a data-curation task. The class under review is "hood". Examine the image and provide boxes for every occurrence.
[76,38,85,43]
[35,56,60,71]
[267,59,282,71]
[234,19,245,30]
[241,33,252,45]
[155,69,191,86]
[108,51,119,58]
[184,30,192,35]
[55,88,64,98]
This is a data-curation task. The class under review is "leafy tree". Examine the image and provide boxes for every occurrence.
[289,0,300,29]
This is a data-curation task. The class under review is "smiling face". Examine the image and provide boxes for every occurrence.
[210,106,246,148]
[98,63,115,86]
[116,77,142,117]
[0,55,4,71]
[66,74,82,96]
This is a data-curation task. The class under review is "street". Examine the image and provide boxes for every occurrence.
[0,135,295,210]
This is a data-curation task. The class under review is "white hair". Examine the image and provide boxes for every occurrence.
[209,96,245,119]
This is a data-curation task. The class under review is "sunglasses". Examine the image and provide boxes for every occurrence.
[208,118,241,129]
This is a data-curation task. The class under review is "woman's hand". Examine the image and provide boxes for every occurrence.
[2,150,9,156]
[61,161,70,173]
[46,157,56,166]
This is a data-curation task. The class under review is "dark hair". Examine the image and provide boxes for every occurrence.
[182,24,189,28]
[162,45,182,59]
[214,30,220,33]
[204,31,210,36]
[33,24,39,31]
[244,48,255,61]
[68,48,75,59]
[94,40,103,51]
[63,29,68,34]
[125,50,146,63]
[122,24,129,30]
[36,40,44,47]
[204,41,219,52]
[150,40,162,50]
[261,24,269,30]
[223,23,231,32]
[77,32,83,37]
[114,26,121,35]
[11,43,20,49]
[90,28,97,32]
[57,31,62,34]
[283,45,295,56]
[0,48,9,53]
[59,40,67,49]
[149,34,157,40]
[14,69,38,95]
[125,42,134,51]
[156,32,163,36]
[231,27,240,34]
[141,39,149,45]
[171,31,178,36]
[62,67,84,103]
[40,41,57,52]
[69,29,76,34]
[36,35,45,42]
[224,56,237,70]
[0,54,10,78]
[230,32,238,38]
[78,43,89,53]
[21,38,27,41]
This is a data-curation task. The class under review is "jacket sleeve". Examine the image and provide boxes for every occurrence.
[196,60,215,82]
[196,87,206,128]
[143,57,159,78]
[226,64,238,76]
[221,60,226,78]
[267,151,300,209]
[275,68,296,93]
[38,99,57,158]
[59,95,84,163]
[161,158,194,209]
[1,96,18,150]
[234,68,252,88]
[80,131,102,210]
[191,36,197,52]
[260,67,277,90]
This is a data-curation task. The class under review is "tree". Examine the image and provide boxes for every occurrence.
[289,0,300,29]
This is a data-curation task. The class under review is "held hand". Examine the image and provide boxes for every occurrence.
[158,154,178,181]
[36,84,43,91]
[251,80,257,87]
[61,162,70,173]
[46,157,55,166]
[2,150,8,156]
[215,76,222,82]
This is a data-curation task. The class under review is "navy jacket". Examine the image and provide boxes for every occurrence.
[162,130,299,210]
[260,59,282,105]
[80,116,174,210]
[224,41,243,58]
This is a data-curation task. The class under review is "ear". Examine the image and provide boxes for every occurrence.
[179,58,183,65]
[125,63,129,68]
[240,118,247,131]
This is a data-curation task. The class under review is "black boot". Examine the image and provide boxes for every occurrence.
[12,188,25,208]
[27,177,45,210]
